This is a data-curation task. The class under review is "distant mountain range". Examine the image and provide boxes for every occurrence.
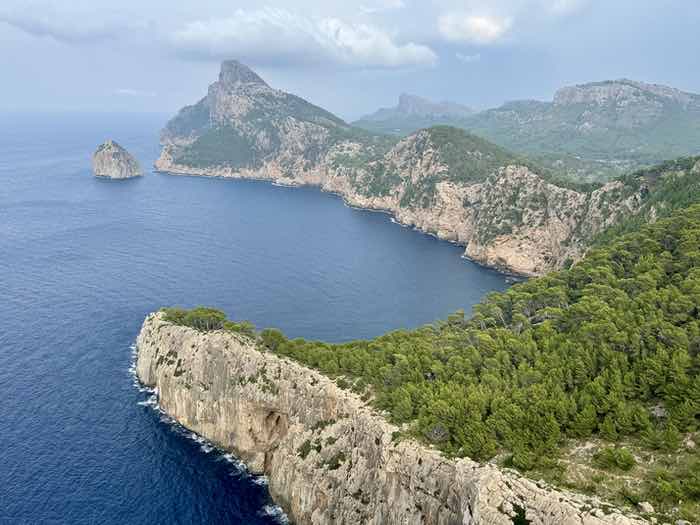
[354,80,700,180]
[354,93,474,135]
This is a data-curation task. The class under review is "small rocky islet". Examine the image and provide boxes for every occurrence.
[92,140,142,179]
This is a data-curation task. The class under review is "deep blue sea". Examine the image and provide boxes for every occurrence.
[0,112,508,524]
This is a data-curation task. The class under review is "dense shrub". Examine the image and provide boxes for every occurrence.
[593,447,636,471]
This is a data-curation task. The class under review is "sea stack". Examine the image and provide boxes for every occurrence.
[92,140,142,179]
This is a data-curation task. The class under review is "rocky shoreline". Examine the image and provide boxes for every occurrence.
[136,312,649,525]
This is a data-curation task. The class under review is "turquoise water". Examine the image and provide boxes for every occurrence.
[0,112,508,524]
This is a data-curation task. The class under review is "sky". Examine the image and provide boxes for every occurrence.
[1,0,699,120]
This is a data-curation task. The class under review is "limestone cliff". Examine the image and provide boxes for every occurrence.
[136,312,648,525]
[93,140,142,179]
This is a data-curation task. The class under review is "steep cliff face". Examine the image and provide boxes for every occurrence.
[92,140,142,179]
[136,312,648,525]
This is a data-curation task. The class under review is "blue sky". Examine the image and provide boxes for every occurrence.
[1,0,699,119]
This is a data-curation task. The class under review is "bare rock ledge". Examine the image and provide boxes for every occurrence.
[136,312,648,525]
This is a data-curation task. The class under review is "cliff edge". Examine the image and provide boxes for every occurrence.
[136,312,648,525]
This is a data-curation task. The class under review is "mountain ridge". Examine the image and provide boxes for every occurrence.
[157,61,692,275]
[354,78,700,181]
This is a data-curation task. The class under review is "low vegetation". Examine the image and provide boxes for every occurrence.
[162,306,255,338]
[161,202,700,519]
[174,126,258,169]
[592,447,636,472]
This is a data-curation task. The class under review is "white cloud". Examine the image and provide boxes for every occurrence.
[0,4,144,44]
[456,52,481,63]
[546,0,588,15]
[438,14,512,45]
[171,7,436,69]
[114,88,156,97]
[359,0,405,15]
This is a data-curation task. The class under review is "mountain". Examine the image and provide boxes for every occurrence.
[161,59,356,170]
[354,79,700,181]
[467,79,700,177]
[158,61,692,275]
[353,93,474,135]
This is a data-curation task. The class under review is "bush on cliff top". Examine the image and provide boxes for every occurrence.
[161,306,255,337]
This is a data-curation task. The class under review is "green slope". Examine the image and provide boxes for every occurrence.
[354,81,700,183]
[162,157,700,520]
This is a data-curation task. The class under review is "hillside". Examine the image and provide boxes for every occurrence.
[354,79,700,182]
[157,61,670,276]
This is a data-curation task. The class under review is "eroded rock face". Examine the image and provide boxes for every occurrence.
[136,313,649,525]
[92,140,142,179]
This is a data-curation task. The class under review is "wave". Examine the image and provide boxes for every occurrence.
[259,504,289,524]
[389,217,409,228]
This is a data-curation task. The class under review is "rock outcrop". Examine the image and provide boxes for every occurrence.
[92,140,142,179]
[136,312,649,525]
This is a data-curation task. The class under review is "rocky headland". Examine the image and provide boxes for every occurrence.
[93,140,142,179]
[136,312,649,525]
[156,61,652,276]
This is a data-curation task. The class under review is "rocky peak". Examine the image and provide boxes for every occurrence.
[553,79,699,108]
[218,60,268,88]
[92,140,142,179]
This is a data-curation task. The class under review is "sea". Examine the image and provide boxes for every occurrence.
[0,112,508,524]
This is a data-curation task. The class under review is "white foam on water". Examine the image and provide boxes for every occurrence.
[259,504,289,524]
[221,454,250,474]
[252,476,269,486]
[137,394,158,407]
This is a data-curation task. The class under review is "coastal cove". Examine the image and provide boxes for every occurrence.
[0,112,508,524]
[153,166,523,278]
